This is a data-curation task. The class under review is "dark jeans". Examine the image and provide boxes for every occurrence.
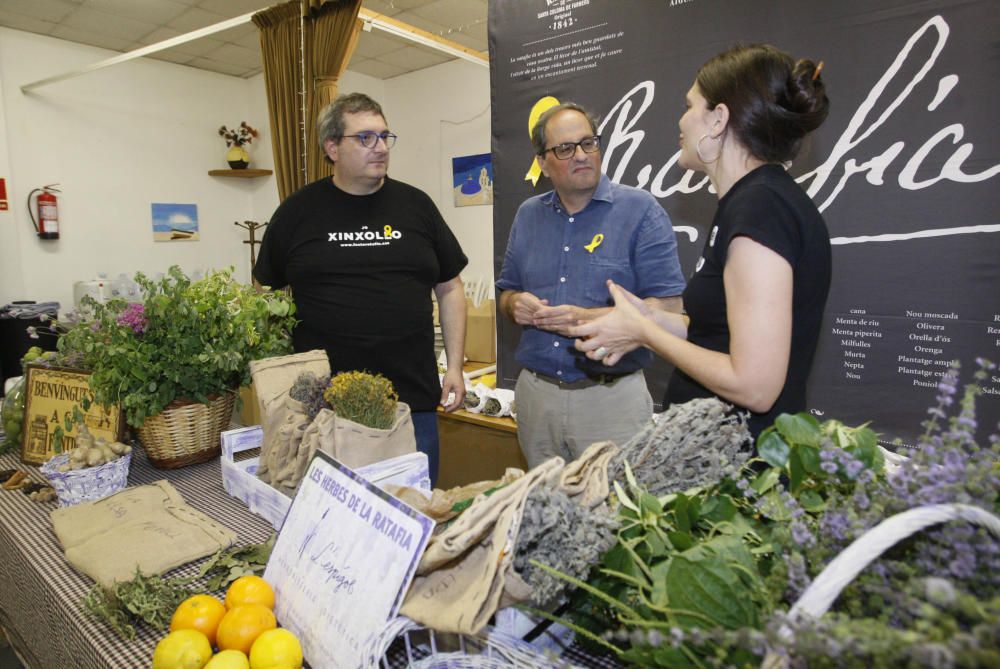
[411,410,440,487]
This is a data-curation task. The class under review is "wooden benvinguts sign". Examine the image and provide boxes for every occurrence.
[20,365,124,465]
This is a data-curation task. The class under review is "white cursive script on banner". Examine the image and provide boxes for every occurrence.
[598,15,1000,246]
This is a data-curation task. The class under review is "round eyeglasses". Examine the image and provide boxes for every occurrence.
[342,130,397,149]
[541,135,601,160]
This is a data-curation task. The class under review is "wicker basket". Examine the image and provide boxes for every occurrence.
[136,392,236,469]
[40,450,132,507]
[761,503,1000,668]
[364,616,563,669]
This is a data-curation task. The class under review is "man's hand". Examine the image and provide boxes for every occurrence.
[532,304,586,336]
[439,366,466,412]
[505,290,549,325]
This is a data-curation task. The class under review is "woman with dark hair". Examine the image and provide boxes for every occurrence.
[570,44,831,438]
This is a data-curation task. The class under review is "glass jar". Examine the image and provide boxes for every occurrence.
[1,375,26,454]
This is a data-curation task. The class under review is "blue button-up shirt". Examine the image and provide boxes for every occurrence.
[497,174,686,381]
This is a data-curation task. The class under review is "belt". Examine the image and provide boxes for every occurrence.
[530,369,631,390]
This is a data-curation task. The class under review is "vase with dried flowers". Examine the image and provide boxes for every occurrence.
[219,121,259,169]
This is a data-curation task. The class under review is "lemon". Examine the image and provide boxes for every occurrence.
[151,629,213,669]
[204,650,251,669]
[249,628,304,669]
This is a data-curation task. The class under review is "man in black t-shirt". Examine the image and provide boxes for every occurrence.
[254,93,468,485]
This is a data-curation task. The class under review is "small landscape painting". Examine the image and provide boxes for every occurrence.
[452,153,493,207]
[152,203,199,242]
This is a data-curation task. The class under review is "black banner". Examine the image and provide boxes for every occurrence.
[489,0,1000,446]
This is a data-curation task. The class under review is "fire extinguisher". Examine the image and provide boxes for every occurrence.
[27,184,61,240]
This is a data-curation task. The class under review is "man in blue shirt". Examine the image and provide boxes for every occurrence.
[496,102,686,468]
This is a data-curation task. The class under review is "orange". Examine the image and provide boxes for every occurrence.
[225,575,276,610]
[249,628,303,669]
[216,604,277,656]
[170,594,228,647]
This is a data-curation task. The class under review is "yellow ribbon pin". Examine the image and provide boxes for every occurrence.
[524,95,561,187]
[384,225,393,238]
[584,233,604,253]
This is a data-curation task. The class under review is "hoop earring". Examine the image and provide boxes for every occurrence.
[696,134,721,164]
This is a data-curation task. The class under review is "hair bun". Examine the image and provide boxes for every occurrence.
[787,58,830,131]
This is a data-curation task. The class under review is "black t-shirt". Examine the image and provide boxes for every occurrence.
[666,164,832,436]
[254,177,468,410]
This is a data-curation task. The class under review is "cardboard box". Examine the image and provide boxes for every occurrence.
[238,384,260,426]
[464,297,497,363]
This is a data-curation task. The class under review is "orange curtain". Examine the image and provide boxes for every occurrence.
[253,0,363,199]
[305,6,363,182]
[253,2,305,201]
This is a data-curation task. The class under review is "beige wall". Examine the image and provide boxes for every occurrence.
[0,27,492,312]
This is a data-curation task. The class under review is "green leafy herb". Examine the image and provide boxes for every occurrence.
[82,567,196,640]
[60,266,297,428]
[198,535,275,591]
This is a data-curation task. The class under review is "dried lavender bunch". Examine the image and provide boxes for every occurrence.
[513,486,619,607]
[464,390,480,410]
[610,397,753,496]
[288,371,331,420]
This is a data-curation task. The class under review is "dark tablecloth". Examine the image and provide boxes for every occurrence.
[0,435,622,669]
[0,444,273,668]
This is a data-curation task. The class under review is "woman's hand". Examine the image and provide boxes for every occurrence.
[568,280,651,366]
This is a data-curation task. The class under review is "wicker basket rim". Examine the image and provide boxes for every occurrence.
[158,389,238,411]
[40,450,131,480]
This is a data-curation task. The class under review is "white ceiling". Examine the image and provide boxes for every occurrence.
[0,0,488,79]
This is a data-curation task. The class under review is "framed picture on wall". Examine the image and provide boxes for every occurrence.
[151,202,199,242]
[19,365,124,465]
[452,154,494,207]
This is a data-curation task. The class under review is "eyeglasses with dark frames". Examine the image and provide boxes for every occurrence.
[341,130,397,149]
[541,135,601,160]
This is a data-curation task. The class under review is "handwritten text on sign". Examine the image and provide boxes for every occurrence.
[264,451,433,669]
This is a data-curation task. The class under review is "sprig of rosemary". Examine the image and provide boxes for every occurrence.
[80,536,275,640]
[82,567,196,640]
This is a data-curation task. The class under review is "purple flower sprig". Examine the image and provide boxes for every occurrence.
[115,302,147,335]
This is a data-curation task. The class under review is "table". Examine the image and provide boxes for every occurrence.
[437,409,527,489]
[0,446,273,669]
[0,439,620,669]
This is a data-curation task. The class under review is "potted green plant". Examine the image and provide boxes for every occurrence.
[62,266,296,468]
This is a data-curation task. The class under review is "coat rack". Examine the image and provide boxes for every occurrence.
[234,220,268,277]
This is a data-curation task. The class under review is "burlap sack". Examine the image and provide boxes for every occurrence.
[330,402,415,469]
[400,458,562,634]
[50,481,236,586]
[558,440,620,508]
[272,407,337,495]
[250,350,329,483]
[248,349,330,420]
[258,397,310,485]
[385,468,525,525]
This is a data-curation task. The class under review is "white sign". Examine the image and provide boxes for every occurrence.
[264,451,434,668]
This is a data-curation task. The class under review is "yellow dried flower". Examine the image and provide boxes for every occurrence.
[322,370,398,430]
